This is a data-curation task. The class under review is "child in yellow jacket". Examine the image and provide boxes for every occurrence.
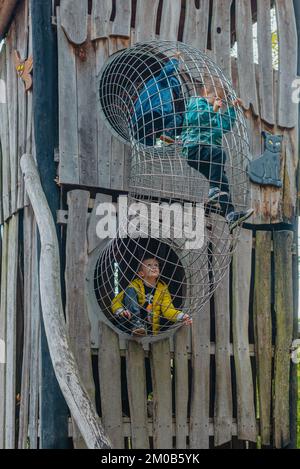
[111,256,192,336]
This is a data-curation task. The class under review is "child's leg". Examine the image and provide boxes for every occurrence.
[187,146,234,215]
[203,147,235,215]
[123,287,141,317]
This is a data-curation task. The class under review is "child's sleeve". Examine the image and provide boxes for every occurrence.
[160,288,182,322]
[217,106,237,133]
[156,59,181,93]
[111,291,125,315]
[186,98,219,128]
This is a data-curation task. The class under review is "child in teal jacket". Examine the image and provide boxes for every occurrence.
[181,80,253,231]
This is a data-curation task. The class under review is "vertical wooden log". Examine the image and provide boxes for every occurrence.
[0,222,9,449]
[18,206,32,448]
[183,0,210,51]
[253,231,272,446]
[135,0,160,42]
[232,229,257,442]
[174,326,189,449]
[91,0,112,40]
[60,0,88,45]
[57,7,79,185]
[126,341,150,449]
[98,323,124,449]
[275,0,298,128]
[159,0,181,41]
[257,0,275,126]
[273,231,294,448]
[66,190,96,449]
[28,213,40,449]
[236,0,259,114]
[151,339,173,449]
[211,0,232,78]
[5,214,19,448]
[189,302,210,449]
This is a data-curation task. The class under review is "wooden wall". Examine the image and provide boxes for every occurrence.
[0,0,298,449]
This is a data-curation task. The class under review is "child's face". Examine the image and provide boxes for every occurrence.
[139,258,160,281]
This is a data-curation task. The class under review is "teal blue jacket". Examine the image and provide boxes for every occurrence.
[181,97,237,154]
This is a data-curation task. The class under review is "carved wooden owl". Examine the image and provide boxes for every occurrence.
[14,50,33,92]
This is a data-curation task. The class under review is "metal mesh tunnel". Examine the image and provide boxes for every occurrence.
[96,40,252,338]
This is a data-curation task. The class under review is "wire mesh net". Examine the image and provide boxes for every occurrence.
[95,40,252,338]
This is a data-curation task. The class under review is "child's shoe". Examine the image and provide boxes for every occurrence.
[208,187,229,205]
[160,134,175,144]
[226,208,254,232]
[131,318,147,336]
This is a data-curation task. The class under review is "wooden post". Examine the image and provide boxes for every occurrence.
[30,0,69,448]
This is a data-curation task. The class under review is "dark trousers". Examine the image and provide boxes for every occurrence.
[187,145,234,215]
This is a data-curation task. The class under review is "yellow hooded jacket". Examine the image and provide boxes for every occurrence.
[111,278,182,335]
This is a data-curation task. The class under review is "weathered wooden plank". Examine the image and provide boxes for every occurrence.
[91,0,112,40]
[253,231,272,446]
[189,302,210,449]
[247,116,265,225]
[66,190,95,449]
[151,339,173,449]
[211,0,232,78]
[60,0,88,45]
[6,21,18,215]
[174,326,189,449]
[275,0,298,128]
[87,193,113,254]
[126,341,149,449]
[95,38,112,190]
[5,214,19,449]
[77,20,98,187]
[98,322,124,449]
[15,0,29,211]
[110,135,125,190]
[236,0,259,115]
[135,0,160,42]
[183,0,210,51]
[24,4,33,208]
[282,128,298,224]
[213,261,233,447]
[257,0,275,126]
[159,0,181,41]
[0,44,10,221]
[18,206,32,449]
[111,0,131,38]
[57,7,79,185]
[28,212,40,449]
[273,231,294,448]
[232,229,257,442]
[0,222,9,449]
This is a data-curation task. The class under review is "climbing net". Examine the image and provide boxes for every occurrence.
[95,40,251,338]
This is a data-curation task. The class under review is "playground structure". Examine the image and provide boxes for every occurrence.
[0,0,299,449]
